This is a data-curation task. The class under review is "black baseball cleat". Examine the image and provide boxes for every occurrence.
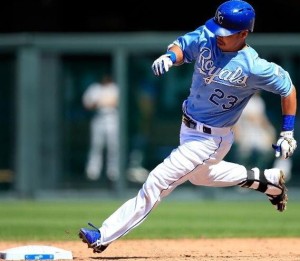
[267,171,288,212]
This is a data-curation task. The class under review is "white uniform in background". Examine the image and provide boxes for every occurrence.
[82,79,119,181]
[234,93,275,169]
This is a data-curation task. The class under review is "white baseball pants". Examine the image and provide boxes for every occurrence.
[99,122,273,245]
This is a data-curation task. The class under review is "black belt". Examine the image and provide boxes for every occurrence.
[182,113,212,134]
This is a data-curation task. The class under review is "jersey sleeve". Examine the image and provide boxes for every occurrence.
[172,26,206,64]
[251,59,293,97]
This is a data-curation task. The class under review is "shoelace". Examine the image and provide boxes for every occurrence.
[88,222,99,230]
[87,222,102,247]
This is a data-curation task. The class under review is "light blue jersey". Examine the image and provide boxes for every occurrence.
[173,26,293,127]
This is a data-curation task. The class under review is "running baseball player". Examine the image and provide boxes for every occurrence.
[79,0,297,254]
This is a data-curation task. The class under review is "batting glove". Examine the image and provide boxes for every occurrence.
[152,54,174,76]
[272,131,297,159]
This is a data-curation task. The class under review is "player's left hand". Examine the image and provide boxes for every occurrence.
[152,54,173,76]
[272,131,297,159]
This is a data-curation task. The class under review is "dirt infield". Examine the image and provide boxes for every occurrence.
[1,238,300,261]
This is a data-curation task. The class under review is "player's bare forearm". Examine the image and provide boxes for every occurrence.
[281,85,297,115]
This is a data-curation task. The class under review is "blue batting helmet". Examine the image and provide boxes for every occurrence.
[205,0,255,36]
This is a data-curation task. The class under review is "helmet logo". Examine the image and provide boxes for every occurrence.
[206,0,256,35]
[215,11,224,25]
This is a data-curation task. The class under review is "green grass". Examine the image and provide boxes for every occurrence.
[0,200,299,241]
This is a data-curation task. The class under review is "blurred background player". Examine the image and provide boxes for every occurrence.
[126,80,155,183]
[82,75,120,182]
[234,92,293,181]
[234,92,275,170]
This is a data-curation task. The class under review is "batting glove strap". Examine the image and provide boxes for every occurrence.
[272,131,297,159]
[280,130,294,138]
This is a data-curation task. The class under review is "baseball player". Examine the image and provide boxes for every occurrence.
[79,0,297,254]
[82,75,120,182]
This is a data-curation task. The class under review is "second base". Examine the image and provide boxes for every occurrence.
[0,245,73,260]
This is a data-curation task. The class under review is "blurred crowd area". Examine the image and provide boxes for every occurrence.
[0,0,299,33]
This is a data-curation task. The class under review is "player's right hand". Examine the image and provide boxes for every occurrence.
[272,131,297,159]
[152,54,173,76]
